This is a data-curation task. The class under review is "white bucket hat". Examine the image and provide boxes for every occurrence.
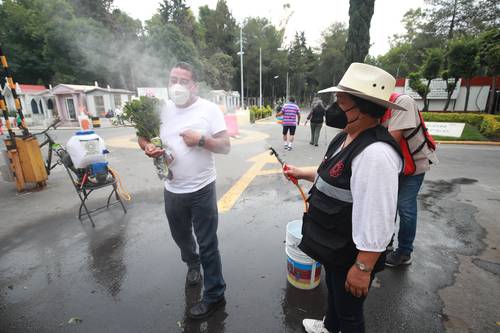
[318,62,407,111]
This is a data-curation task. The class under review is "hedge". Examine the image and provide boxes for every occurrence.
[479,115,500,137]
[422,112,500,138]
[249,105,273,123]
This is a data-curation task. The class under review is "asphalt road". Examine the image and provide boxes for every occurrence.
[0,118,499,332]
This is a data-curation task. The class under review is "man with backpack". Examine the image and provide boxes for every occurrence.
[381,93,438,267]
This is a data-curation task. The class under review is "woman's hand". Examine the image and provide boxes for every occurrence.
[345,265,371,298]
[144,143,165,158]
[283,164,316,182]
[283,164,304,180]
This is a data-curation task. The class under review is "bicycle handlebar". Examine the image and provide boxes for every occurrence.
[33,118,61,136]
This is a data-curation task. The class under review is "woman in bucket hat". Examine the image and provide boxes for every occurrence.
[284,63,406,333]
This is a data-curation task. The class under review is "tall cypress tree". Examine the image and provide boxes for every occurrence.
[344,0,375,68]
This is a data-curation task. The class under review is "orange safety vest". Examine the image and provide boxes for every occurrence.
[381,93,436,176]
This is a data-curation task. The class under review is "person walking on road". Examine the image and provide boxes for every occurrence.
[138,62,230,320]
[277,96,301,150]
[307,98,325,146]
[382,94,438,267]
[284,63,405,333]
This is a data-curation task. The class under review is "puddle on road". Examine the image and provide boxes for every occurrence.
[419,177,486,256]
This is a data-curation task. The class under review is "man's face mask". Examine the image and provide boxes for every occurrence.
[168,83,191,106]
[325,102,358,129]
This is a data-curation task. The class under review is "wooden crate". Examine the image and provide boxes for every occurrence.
[4,137,47,187]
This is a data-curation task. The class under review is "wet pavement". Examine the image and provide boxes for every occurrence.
[1,119,499,332]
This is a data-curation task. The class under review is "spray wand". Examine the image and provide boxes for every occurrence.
[269,146,308,212]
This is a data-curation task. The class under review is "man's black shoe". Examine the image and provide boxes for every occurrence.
[187,297,226,320]
[186,268,201,286]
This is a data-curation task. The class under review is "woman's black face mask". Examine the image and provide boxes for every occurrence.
[324,102,358,129]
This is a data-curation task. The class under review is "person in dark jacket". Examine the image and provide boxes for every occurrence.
[284,63,406,333]
[307,98,325,146]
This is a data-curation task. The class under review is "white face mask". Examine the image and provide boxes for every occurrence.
[168,84,191,106]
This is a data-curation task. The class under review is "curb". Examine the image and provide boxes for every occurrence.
[28,125,128,131]
[436,140,500,146]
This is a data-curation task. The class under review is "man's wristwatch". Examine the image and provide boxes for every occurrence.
[355,260,373,273]
[197,135,205,147]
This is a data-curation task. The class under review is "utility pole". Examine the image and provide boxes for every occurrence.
[239,27,244,110]
[286,72,289,100]
[259,48,262,108]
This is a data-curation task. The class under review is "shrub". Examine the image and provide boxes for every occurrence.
[422,112,500,138]
[249,105,274,121]
[479,115,500,137]
[421,112,483,127]
[249,108,255,123]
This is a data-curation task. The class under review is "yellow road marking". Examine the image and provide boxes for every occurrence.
[106,129,269,149]
[107,129,316,214]
[217,151,316,213]
[217,151,276,213]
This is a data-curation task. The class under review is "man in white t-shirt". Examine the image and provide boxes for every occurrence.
[138,62,230,320]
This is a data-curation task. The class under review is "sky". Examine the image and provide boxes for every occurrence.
[114,0,426,56]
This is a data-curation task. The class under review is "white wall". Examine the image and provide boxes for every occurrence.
[137,87,169,102]
[396,85,491,112]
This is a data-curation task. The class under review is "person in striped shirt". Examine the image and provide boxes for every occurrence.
[277,96,301,150]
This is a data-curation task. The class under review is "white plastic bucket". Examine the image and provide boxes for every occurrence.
[286,220,321,290]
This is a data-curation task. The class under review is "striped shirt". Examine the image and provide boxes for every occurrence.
[281,103,300,126]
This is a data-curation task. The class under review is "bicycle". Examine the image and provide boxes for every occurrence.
[32,118,64,175]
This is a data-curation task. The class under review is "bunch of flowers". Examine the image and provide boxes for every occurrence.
[122,96,173,180]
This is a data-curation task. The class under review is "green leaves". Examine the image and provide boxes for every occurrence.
[345,0,375,66]
[121,97,162,140]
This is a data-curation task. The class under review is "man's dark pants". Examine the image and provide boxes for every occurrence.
[164,181,226,303]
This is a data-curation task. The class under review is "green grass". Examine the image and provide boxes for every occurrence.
[432,123,488,141]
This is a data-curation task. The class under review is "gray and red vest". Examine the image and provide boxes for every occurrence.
[299,125,402,271]
[381,93,436,176]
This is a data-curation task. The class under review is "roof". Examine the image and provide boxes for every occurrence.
[18,84,46,93]
[57,84,98,92]
[52,84,134,95]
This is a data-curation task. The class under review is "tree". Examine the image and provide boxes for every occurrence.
[198,0,238,89]
[447,38,479,111]
[0,0,55,83]
[158,0,199,40]
[408,72,429,100]
[477,28,500,114]
[316,23,347,93]
[287,31,319,103]
[198,0,237,56]
[420,48,443,111]
[424,0,496,39]
[374,43,415,78]
[344,0,375,67]
[69,0,114,26]
[202,52,235,91]
[141,14,203,82]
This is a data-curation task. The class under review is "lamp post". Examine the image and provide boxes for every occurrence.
[273,75,279,105]
[238,27,244,110]
[277,47,289,101]
[286,72,289,101]
[259,48,262,108]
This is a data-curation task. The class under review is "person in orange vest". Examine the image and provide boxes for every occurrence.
[381,94,438,267]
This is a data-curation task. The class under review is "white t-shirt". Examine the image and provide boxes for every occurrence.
[329,142,402,252]
[159,98,226,193]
